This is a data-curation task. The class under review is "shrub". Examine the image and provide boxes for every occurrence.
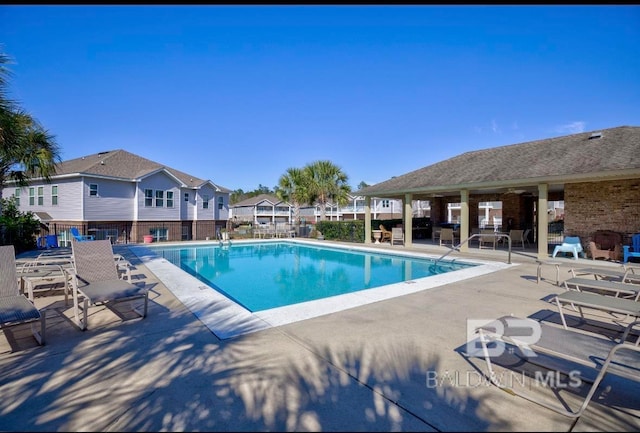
[0,196,40,254]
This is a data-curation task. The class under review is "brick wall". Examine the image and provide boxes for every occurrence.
[565,179,640,245]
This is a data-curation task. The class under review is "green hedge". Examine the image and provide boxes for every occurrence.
[315,217,433,243]
[316,220,365,242]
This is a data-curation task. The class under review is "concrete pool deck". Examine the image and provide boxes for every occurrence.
[1,240,639,431]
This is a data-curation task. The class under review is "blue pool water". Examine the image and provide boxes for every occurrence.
[152,241,476,312]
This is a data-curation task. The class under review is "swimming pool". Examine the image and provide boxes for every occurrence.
[131,239,513,339]
[150,241,477,312]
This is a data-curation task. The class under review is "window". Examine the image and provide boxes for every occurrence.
[144,189,153,207]
[202,194,209,209]
[217,196,224,210]
[29,188,34,205]
[51,185,58,206]
[382,199,390,208]
[89,184,98,197]
[150,227,168,242]
[184,192,189,202]
[144,189,173,207]
[14,188,20,206]
[37,187,44,206]
[155,190,164,207]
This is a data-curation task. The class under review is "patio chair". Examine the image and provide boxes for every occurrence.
[552,236,584,259]
[509,229,525,249]
[66,239,148,330]
[0,245,45,346]
[623,233,640,263]
[479,229,496,250]
[588,241,615,261]
[469,316,640,431]
[522,228,532,247]
[70,227,94,242]
[390,227,404,246]
[379,225,392,243]
[439,228,455,247]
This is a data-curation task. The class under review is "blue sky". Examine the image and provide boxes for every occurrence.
[1,5,639,192]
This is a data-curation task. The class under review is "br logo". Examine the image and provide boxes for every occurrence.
[466,317,542,358]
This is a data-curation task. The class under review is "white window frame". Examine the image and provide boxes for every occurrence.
[155,190,164,207]
[144,189,153,207]
[51,185,58,206]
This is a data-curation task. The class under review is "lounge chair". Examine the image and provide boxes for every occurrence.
[554,289,640,331]
[552,236,584,259]
[66,240,148,330]
[563,277,640,301]
[469,315,640,431]
[0,245,45,346]
[570,266,640,284]
[70,227,94,242]
[623,233,640,263]
[379,225,392,243]
[390,227,404,246]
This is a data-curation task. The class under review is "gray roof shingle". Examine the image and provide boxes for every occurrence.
[53,149,231,192]
[359,125,640,196]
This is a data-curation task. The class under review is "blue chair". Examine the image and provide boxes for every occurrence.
[552,236,584,259]
[45,234,59,248]
[36,234,59,249]
[623,233,640,263]
[70,227,94,242]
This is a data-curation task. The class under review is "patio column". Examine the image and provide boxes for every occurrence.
[404,193,413,247]
[538,183,549,259]
[365,196,372,244]
[460,189,469,252]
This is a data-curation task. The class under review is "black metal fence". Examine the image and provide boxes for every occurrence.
[36,222,133,246]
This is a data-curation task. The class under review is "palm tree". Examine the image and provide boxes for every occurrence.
[305,160,351,221]
[0,50,61,197]
[276,167,311,235]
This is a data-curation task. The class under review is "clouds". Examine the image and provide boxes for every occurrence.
[556,121,586,134]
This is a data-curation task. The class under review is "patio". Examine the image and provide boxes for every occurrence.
[1,241,638,431]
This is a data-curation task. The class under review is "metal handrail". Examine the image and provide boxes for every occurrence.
[435,233,512,264]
